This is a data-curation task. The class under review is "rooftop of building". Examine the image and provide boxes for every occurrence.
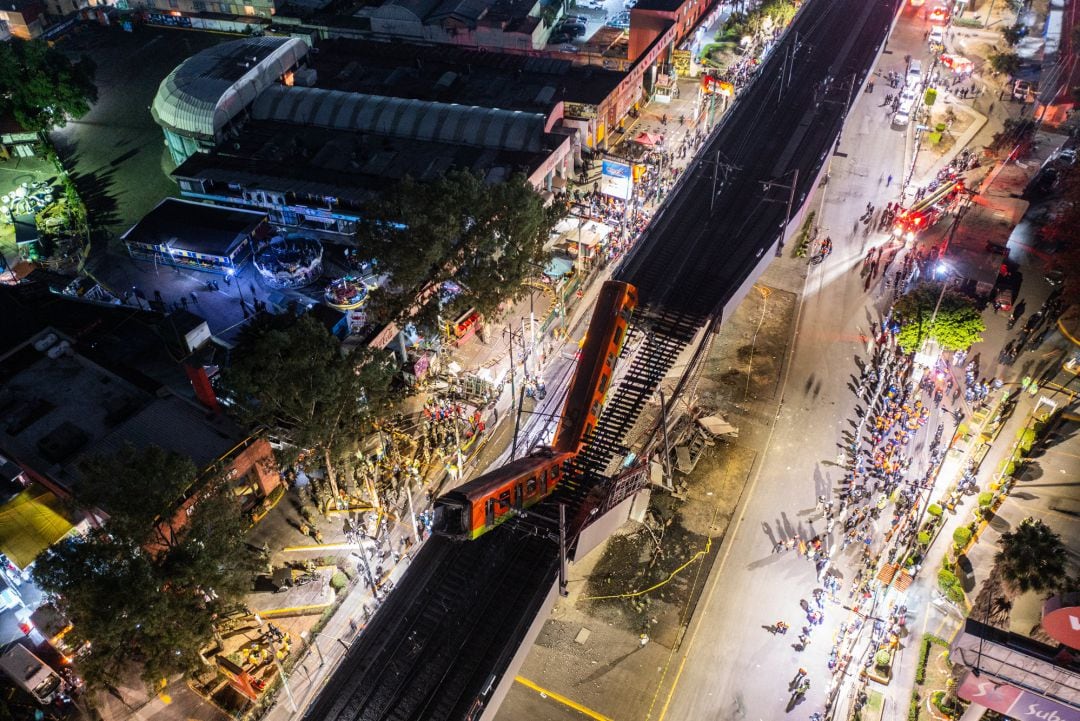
[306,37,623,109]
[121,198,267,257]
[151,36,308,142]
[630,0,683,13]
[0,273,231,404]
[0,328,243,495]
[173,117,565,205]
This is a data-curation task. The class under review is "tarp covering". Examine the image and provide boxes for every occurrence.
[634,132,664,146]
[544,256,574,278]
[0,485,75,570]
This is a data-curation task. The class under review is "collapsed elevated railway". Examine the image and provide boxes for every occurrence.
[302,0,903,718]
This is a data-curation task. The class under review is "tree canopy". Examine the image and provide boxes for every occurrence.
[988,50,1021,76]
[221,312,395,504]
[76,444,199,547]
[0,40,97,132]
[994,518,1068,595]
[356,170,557,329]
[893,282,986,353]
[34,446,256,689]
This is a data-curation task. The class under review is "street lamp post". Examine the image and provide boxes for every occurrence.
[228,267,249,317]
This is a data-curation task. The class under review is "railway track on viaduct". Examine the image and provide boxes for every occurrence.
[303,0,902,718]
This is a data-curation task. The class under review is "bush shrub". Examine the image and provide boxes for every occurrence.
[793,211,816,258]
[909,690,922,721]
[917,531,930,546]
[875,649,891,668]
[953,526,972,548]
[928,504,943,517]
[978,492,993,508]
[915,636,931,683]
[938,568,958,593]
[330,571,348,592]
[1017,428,1036,453]
[945,583,966,604]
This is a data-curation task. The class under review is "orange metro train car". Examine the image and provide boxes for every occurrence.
[430,281,639,541]
[431,448,574,540]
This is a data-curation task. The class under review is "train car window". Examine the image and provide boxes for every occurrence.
[598,372,610,395]
[551,465,561,478]
[526,477,538,495]
[498,490,511,509]
[591,400,602,417]
[485,499,495,527]
[613,325,624,349]
[606,351,616,368]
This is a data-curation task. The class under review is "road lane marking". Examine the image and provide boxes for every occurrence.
[514,676,615,721]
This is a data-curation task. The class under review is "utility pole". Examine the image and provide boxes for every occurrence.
[658,388,673,486]
[703,152,739,214]
[761,168,800,257]
[405,485,421,545]
[558,503,568,597]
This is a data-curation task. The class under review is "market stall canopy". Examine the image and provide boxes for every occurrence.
[570,220,614,248]
[545,256,574,278]
[634,132,664,146]
[0,485,76,570]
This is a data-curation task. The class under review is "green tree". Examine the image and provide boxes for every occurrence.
[0,40,97,132]
[221,312,395,506]
[994,518,1067,594]
[988,50,1021,76]
[893,283,986,353]
[1000,23,1025,46]
[34,451,257,689]
[357,170,556,330]
[76,444,198,547]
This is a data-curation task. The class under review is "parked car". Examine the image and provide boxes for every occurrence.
[1012,79,1036,102]
[549,32,572,43]
[928,26,944,46]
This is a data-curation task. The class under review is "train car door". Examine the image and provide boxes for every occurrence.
[485,498,496,527]
[514,484,524,509]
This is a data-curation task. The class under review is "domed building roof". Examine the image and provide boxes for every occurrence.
[151,36,308,143]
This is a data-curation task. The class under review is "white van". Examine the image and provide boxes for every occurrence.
[0,644,63,705]
[906,60,922,89]
[892,88,918,126]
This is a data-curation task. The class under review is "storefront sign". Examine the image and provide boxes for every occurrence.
[565,102,597,120]
[1042,595,1080,649]
[601,160,633,201]
[957,672,1080,721]
[672,50,692,77]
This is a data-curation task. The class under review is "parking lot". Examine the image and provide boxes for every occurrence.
[545,0,636,54]
[50,25,230,253]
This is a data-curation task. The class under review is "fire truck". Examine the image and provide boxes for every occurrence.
[891,179,965,242]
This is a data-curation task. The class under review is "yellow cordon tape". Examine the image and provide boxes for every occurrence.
[515,676,615,721]
[577,537,713,601]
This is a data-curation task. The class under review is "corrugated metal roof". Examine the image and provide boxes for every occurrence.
[250,85,546,153]
[151,37,308,142]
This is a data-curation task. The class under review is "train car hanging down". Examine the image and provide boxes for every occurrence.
[431,448,573,540]
[552,280,638,454]
[431,281,637,542]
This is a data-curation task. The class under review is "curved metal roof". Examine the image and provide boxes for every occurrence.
[152,37,308,143]
[251,85,547,153]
